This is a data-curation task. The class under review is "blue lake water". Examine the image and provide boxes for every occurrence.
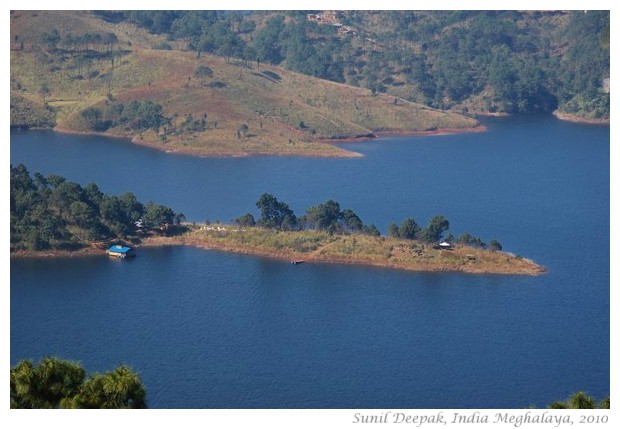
[10,115,609,408]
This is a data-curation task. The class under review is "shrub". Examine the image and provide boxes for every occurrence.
[234,213,256,227]
[488,239,502,251]
[195,65,213,78]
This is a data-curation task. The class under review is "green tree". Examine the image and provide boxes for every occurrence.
[11,357,146,409]
[217,32,246,62]
[256,193,296,230]
[362,224,381,237]
[10,164,38,215]
[144,202,175,228]
[173,212,186,226]
[387,222,399,238]
[342,208,364,232]
[420,215,449,243]
[170,12,204,42]
[234,213,256,227]
[305,199,342,233]
[488,239,502,251]
[280,214,297,231]
[10,357,85,409]
[600,396,611,409]
[548,391,609,409]
[99,195,132,236]
[239,20,256,34]
[62,366,146,409]
[83,183,104,207]
[456,232,486,248]
[99,196,123,221]
[119,192,145,223]
[50,181,84,219]
[252,16,286,64]
[398,218,421,240]
[80,107,109,132]
[69,201,96,229]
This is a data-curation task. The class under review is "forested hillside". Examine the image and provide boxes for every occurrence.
[10,10,608,159]
[10,164,181,251]
[109,10,610,119]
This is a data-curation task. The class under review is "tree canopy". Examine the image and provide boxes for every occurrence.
[10,164,178,251]
[79,100,169,133]
[397,218,421,240]
[304,199,342,232]
[245,193,503,246]
[548,391,609,409]
[255,193,297,230]
[302,200,367,233]
[420,215,450,243]
[10,357,146,409]
[113,10,608,119]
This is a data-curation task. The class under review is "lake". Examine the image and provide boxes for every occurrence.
[10,115,609,408]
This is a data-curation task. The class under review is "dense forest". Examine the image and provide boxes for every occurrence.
[10,164,182,251]
[98,10,609,119]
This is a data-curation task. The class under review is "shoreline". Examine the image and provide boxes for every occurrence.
[50,124,486,158]
[141,233,545,276]
[10,246,104,259]
[139,227,546,276]
[11,231,546,276]
[319,124,487,144]
[552,111,610,125]
[52,126,363,158]
[474,111,510,118]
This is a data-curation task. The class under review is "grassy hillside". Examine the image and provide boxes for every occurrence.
[10,10,479,158]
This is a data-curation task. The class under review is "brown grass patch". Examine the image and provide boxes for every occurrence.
[141,225,545,275]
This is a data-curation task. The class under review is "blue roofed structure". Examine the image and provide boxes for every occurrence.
[107,245,135,258]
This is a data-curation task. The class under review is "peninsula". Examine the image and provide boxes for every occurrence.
[10,166,544,275]
[142,225,545,275]
[11,224,545,276]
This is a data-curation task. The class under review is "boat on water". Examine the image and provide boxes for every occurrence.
[290,260,304,265]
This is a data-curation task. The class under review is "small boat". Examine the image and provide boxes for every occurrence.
[290,260,304,265]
